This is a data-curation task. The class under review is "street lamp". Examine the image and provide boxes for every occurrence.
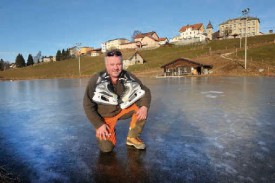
[242,8,250,70]
[75,43,81,76]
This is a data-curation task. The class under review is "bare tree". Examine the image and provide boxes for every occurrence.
[132,30,142,41]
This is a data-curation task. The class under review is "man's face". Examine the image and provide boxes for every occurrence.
[105,56,122,78]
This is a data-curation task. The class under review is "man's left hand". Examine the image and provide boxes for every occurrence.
[136,106,148,120]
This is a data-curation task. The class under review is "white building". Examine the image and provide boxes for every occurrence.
[101,38,130,52]
[170,23,207,44]
[179,23,206,41]
[219,16,260,38]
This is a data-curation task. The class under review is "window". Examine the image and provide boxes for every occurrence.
[183,67,187,73]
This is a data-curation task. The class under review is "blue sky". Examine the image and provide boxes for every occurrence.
[0,0,274,62]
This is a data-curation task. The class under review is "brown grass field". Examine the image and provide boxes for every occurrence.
[1,34,275,80]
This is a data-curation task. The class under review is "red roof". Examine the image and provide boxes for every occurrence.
[179,23,203,32]
[134,31,156,39]
[158,37,167,41]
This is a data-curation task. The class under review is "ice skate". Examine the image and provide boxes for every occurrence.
[120,81,145,109]
[93,81,118,105]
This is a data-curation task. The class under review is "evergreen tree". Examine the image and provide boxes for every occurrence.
[0,59,4,71]
[66,49,71,59]
[61,49,65,60]
[56,50,62,61]
[27,54,34,66]
[15,54,26,68]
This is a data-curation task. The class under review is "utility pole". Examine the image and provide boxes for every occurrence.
[239,36,242,48]
[75,43,81,76]
[242,8,250,70]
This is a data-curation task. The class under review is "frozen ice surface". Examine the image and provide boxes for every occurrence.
[0,77,275,182]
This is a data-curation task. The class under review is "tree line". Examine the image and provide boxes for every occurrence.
[0,54,35,70]
[2,30,142,71]
[14,48,73,66]
[13,54,35,68]
[55,49,72,61]
[0,48,74,70]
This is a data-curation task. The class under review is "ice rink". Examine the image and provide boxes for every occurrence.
[0,77,274,182]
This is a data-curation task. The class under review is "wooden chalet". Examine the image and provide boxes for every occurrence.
[161,58,213,76]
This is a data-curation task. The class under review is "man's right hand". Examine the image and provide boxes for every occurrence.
[96,124,111,140]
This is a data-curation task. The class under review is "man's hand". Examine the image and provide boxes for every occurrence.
[136,106,148,120]
[96,124,111,140]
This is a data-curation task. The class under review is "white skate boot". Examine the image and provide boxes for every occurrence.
[92,81,118,105]
[119,81,145,109]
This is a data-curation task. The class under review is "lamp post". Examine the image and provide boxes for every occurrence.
[242,8,250,70]
[239,35,242,48]
[75,43,81,76]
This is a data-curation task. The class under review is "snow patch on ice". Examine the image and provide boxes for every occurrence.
[201,91,224,99]
[201,91,224,94]
[216,163,238,175]
[213,142,224,149]
[224,152,236,158]
[206,94,217,98]
[257,141,266,146]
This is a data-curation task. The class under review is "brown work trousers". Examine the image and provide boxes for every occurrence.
[97,104,146,152]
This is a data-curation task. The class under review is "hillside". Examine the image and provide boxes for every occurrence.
[1,34,275,80]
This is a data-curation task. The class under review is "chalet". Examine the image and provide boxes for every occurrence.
[161,58,212,76]
[134,31,166,49]
[123,51,144,69]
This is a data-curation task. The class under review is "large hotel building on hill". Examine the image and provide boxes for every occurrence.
[219,16,260,38]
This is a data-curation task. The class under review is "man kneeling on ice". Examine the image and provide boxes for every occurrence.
[83,49,151,152]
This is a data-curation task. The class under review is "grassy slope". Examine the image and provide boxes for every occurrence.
[237,44,275,64]
[1,34,275,80]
